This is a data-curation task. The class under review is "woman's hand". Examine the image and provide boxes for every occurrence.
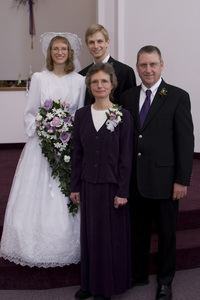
[114,196,128,209]
[70,192,80,205]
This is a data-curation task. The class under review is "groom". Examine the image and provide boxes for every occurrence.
[79,23,136,105]
[120,45,194,300]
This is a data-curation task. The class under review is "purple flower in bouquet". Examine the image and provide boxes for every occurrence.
[43,99,53,111]
[63,116,72,123]
[51,117,62,127]
[60,132,71,143]
[46,122,54,133]
[46,122,51,130]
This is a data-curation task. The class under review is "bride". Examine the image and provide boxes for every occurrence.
[0,32,85,268]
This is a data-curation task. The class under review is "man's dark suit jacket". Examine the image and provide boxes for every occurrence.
[120,79,194,199]
[79,56,136,105]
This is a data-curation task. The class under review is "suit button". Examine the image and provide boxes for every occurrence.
[139,135,143,138]
[138,153,142,157]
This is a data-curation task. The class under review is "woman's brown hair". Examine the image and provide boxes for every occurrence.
[46,36,75,74]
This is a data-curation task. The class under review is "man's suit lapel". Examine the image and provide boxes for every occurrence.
[108,56,115,65]
[86,63,93,72]
[141,80,168,130]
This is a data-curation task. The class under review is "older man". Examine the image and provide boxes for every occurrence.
[120,45,194,300]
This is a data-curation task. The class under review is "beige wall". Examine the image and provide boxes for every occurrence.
[97,0,200,152]
[0,0,96,80]
[0,0,96,143]
[1,0,199,151]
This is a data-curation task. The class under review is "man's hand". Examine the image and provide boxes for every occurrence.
[173,183,187,200]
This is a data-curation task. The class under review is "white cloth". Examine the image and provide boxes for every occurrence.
[0,70,86,268]
[91,105,108,131]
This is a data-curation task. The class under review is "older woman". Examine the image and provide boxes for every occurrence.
[70,62,133,300]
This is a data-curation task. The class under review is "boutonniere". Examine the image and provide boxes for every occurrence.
[105,104,123,132]
[159,88,167,97]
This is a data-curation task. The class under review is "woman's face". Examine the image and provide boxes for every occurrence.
[51,40,69,65]
[90,70,113,100]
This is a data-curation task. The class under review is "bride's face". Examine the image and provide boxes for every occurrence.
[51,40,69,65]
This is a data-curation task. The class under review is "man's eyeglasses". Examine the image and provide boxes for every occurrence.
[138,62,161,69]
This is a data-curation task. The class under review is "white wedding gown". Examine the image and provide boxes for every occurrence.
[0,70,86,268]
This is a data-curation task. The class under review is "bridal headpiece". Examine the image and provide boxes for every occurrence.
[40,32,82,59]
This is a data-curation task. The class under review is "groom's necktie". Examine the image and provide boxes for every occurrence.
[140,89,151,128]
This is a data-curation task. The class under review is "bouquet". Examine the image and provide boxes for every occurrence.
[35,98,78,216]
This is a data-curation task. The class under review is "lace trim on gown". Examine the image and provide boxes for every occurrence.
[0,219,80,268]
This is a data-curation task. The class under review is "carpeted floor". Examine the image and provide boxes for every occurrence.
[0,267,200,300]
[0,144,200,291]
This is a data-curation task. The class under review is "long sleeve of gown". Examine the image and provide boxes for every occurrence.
[76,75,86,110]
[24,72,42,137]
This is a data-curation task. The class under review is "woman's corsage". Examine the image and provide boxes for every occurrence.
[35,98,78,216]
[105,104,123,132]
[159,88,167,97]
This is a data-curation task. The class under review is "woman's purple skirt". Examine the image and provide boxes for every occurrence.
[80,181,131,298]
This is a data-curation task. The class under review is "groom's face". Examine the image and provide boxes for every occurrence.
[87,32,110,63]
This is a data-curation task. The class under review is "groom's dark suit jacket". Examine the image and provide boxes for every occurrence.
[120,79,194,199]
[79,56,136,105]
